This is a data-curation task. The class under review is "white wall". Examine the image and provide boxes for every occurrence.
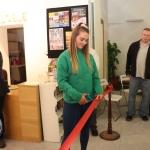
[45,0,88,8]
[108,0,150,76]
[0,0,109,82]
[0,0,89,82]
[0,0,48,82]
[23,0,48,81]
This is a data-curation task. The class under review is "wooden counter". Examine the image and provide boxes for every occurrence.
[3,84,43,143]
[3,87,22,140]
[18,83,42,142]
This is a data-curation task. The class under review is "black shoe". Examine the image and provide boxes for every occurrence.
[126,115,132,121]
[141,116,149,121]
[91,129,98,136]
[0,139,6,148]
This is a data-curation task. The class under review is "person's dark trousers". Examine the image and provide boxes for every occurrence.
[90,109,97,130]
[126,76,150,117]
[0,95,5,139]
[61,101,93,150]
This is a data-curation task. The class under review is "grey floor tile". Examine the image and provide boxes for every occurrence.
[120,134,150,150]
[121,117,150,135]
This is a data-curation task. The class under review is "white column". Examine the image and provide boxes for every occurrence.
[0,27,10,84]
[88,0,104,79]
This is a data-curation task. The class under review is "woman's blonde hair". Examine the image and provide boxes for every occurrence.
[68,23,92,74]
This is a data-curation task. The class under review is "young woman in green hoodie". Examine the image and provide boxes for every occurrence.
[57,23,103,150]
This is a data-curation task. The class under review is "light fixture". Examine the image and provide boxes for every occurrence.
[126,19,143,22]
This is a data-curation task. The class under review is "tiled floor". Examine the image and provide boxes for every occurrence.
[3,92,150,150]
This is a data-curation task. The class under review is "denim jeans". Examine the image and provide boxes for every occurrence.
[61,101,93,150]
[90,109,97,130]
[126,76,150,117]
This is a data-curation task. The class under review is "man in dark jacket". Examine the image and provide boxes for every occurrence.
[0,51,10,148]
[125,28,150,121]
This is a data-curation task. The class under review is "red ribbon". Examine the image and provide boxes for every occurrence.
[59,88,113,150]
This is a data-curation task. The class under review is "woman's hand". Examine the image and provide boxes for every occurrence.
[95,94,103,100]
[79,94,88,105]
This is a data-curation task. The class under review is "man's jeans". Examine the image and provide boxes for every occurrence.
[126,76,150,117]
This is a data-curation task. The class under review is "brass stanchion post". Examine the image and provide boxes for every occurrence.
[100,83,120,140]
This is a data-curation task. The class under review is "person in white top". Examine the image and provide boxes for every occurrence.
[89,48,100,136]
[89,48,100,70]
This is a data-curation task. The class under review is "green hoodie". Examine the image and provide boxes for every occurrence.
[57,49,102,104]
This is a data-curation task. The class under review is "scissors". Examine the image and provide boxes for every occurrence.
[85,94,93,102]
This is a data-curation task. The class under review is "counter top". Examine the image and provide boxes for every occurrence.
[7,85,18,96]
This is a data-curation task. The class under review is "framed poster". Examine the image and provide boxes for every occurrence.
[65,31,72,48]
[46,5,88,58]
[71,7,87,30]
[49,11,69,28]
[49,28,64,50]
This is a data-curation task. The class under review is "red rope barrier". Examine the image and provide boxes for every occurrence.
[59,87,113,150]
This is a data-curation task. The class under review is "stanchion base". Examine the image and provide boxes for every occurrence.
[100,131,120,141]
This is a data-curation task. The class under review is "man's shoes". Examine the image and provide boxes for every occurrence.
[141,116,149,121]
[91,129,98,136]
[126,115,132,121]
[0,139,6,148]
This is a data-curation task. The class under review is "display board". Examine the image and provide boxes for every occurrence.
[46,5,88,58]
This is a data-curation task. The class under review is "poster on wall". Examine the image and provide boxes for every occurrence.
[49,11,69,28]
[65,31,72,48]
[71,7,87,30]
[49,28,64,50]
[46,5,88,58]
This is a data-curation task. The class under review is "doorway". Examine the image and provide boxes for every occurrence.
[7,27,27,84]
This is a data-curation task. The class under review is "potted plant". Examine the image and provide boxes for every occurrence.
[107,40,121,86]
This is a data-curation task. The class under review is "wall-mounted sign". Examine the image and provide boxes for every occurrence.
[0,12,27,24]
[46,5,88,58]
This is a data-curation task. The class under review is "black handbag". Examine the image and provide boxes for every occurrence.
[0,76,10,97]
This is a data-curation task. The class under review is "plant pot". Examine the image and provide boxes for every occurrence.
[108,76,119,87]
